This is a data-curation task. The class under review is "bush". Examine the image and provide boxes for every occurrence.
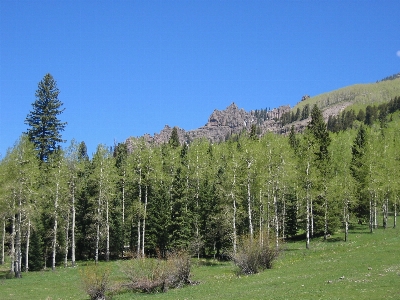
[231,235,279,275]
[80,264,112,300]
[123,250,193,293]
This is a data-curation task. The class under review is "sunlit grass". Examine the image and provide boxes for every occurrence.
[294,77,400,112]
[1,218,399,299]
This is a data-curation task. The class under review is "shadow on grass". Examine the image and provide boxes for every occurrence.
[195,259,226,267]
[0,270,14,280]
[326,237,343,243]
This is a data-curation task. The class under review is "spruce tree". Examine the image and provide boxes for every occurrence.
[168,127,180,148]
[350,125,369,220]
[25,73,67,162]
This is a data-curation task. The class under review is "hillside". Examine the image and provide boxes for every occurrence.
[126,76,400,148]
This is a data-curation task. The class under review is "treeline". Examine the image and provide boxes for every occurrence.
[281,96,400,131]
[280,104,311,126]
[1,104,400,276]
[327,96,400,132]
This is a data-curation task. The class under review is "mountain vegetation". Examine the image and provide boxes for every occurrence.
[1,73,400,298]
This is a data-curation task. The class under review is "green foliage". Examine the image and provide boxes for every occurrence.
[122,251,192,293]
[168,127,180,148]
[25,73,67,162]
[80,264,112,300]
[231,234,279,275]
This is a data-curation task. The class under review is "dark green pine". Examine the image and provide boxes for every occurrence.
[25,73,67,161]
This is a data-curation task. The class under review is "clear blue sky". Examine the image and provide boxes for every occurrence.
[1,0,400,157]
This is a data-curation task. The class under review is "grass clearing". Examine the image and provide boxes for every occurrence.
[1,221,400,299]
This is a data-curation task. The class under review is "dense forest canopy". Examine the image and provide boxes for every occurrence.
[1,74,400,277]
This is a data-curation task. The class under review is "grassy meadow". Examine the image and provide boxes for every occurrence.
[294,77,400,112]
[1,220,399,300]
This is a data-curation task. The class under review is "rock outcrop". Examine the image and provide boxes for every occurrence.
[126,102,291,150]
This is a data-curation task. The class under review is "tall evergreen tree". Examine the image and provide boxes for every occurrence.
[169,127,180,148]
[25,73,67,162]
[307,105,334,239]
[350,125,369,221]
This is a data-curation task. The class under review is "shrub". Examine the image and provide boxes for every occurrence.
[123,250,193,293]
[231,235,279,275]
[80,264,112,300]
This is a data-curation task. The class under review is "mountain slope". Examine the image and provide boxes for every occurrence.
[126,76,400,148]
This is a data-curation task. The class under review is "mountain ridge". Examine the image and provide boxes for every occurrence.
[126,75,400,149]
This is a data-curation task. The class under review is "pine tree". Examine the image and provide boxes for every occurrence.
[169,127,180,148]
[307,105,333,239]
[350,125,369,221]
[25,74,67,162]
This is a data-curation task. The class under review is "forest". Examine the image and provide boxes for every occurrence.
[1,74,400,281]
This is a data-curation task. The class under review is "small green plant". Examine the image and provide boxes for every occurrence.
[80,264,112,300]
[231,235,279,275]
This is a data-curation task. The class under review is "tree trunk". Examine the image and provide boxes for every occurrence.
[232,164,237,255]
[141,185,148,258]
[1,216,5,265]
[15,196,22,278]
[106,198,110,262]
[247,161,253,238]
[122,170,126,226]
[52,179,59,271]
[10,210,15,275]
[25,220,31,272]
[306,162,310,249]
[282,193,286,242]
[374,192,378,229]
[137,168,142,257]
[369,191,373,233]
[71,184,76,267]
[382,202,386,229]
[324,194,328,240]
[266,199,270,244]
[394,198,397,229]
[310,196,314,238]
[64,209,70,267]
[122,170,126,258]
[274,192,279,249]
[95,164,103,264]
[344,200,349,242]
[259,189,263,246]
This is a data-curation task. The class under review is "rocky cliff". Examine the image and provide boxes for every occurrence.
[126,102,290,150]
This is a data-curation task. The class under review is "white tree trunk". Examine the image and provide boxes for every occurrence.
[344,201,349,242]
[10,210,15,274]
[310,196,314,238]
[1,216,5,265]
[282,193,286,242]
[122,170,126,226]
[71,185,76,267]
[393,199,397,229]
[232,164,237,255]
[247,161,253,238]
[95,164,103,264]
[16,196,22,278]
[106,198,110,262]
[374,192,378,229]
[141,185,148,257]
[137,168,142,257]
[25,219,31,272]
[64,209,70,267]
[259,189,263,246]
[369,191,373,233]
[52,181,59,271]
[324,195,328,240]
[306,162,310,249]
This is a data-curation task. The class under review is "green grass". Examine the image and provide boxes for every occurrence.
[1,221,400,299]
[293,77,400,112]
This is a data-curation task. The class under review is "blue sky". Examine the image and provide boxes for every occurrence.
[1,0,400,157]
